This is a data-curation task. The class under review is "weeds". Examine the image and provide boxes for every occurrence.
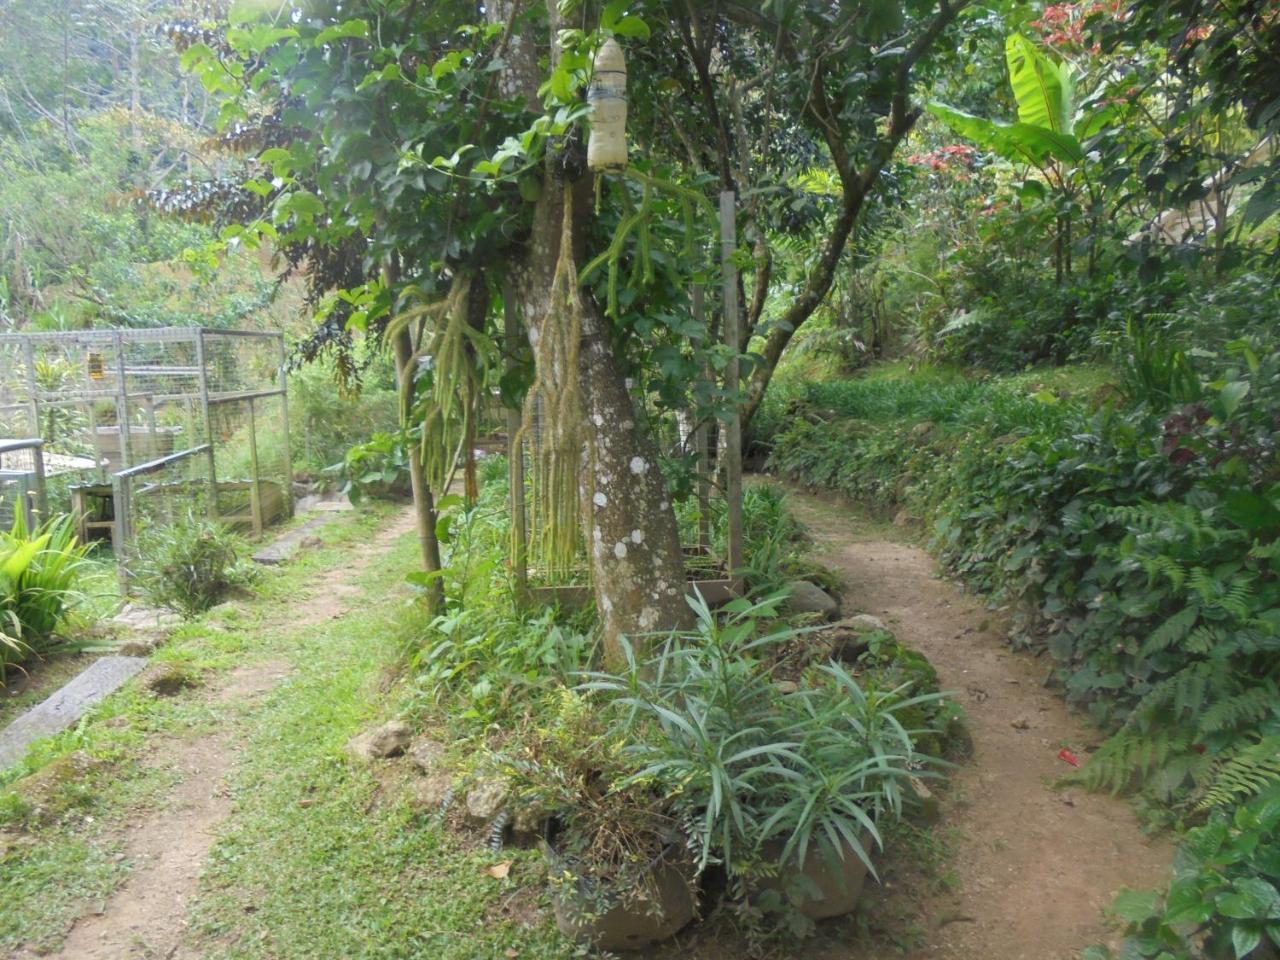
[130,512,255,618]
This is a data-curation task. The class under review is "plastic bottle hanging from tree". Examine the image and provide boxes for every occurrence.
[587,38,628,172]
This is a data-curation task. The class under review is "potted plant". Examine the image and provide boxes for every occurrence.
[582,592,945,924]
[491,692,698,951]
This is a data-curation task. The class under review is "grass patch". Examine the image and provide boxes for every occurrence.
[0,502,571,958]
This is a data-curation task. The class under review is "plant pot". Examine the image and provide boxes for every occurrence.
[752,833,872,920]
[548,845,698,952]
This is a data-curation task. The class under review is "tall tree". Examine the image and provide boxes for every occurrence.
[169,0,970,648]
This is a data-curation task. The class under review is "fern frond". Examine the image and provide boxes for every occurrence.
[1073,728,1189,795]
[1197,736,1280,810]
[1140,605,1198,656]
[1196,683,1276,736]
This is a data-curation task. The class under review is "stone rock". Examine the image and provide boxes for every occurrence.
[825,614,889,662]
[786,581,840,621]
[512,804,549,838]
[111,603,182,632]
[836,613,887,632]
[906,776,941,825]
[138,663,201,697]
[408,738,446,774]
[465,778,511,823]
[0,656,147,768]
[346,720,412,761]
[406,774,454,812]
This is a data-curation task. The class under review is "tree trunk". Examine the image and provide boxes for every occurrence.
[391,307,445,614]
[512,177,693,658]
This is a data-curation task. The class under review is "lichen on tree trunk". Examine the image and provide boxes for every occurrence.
[511,178,693,659]
[491,0,694,656]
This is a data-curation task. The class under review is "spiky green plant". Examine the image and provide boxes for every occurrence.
[0,512,90,683]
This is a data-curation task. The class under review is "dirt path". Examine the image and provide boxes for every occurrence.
[41,507,416,960]
[786,489,1172,960]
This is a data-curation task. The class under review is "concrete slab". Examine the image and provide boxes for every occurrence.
[294,495,353,514]
[0,656,146,769]
[111,603,182,632]
[251,515,331,565]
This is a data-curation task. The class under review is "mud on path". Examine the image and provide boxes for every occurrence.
[786,489,1172,960]
[37,507,417,960]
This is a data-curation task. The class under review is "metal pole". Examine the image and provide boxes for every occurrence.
[277,334,294,515]
[21,339,39,438]
[503,277,528,599]
[720,191,744,579]
[113,331,133,471]
[247,396,263,537]
[195,330,219,519]
[31,441,48,524]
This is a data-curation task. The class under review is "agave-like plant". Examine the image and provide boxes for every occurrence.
[580,592,946,878]
[0,512,90,683]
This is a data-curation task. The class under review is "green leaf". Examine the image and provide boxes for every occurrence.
[1112,888,1161,923]
[1233,924,1262,959]
[926,103,1082,166]
[1219,381,1250,417]
[1218,878,1280,920]
[599,0,628,30]
[314,19,369,45]
[1005,34,1073,136]
[1164,878,1215,926]
[610,16,651,39]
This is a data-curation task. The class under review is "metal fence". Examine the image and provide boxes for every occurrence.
[0,327,291,579]
[0,438,47,530]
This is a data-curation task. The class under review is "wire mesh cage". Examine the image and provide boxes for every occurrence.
[0,327,291,586]
[0,439,47,530]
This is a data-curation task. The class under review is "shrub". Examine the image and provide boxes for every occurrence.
[326,430,413,504]
[0,513,90,682]
[131,513,253,618]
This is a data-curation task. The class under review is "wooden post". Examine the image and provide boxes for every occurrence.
[113,473,132,594]
[692,283,711,551]
[276,334,294,514]
[86,394,101,481]
[503,278,528,599]
[720,191,744,579]
[195,331,219,519]
[247,395,263,537]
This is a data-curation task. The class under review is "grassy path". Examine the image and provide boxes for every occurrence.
[2,505,563,960]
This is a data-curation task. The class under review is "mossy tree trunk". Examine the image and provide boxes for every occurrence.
[495,0,694,657]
